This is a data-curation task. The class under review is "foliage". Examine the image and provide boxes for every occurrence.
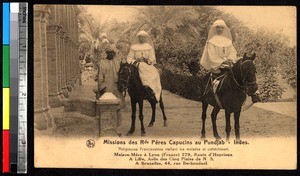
[160,69,203,101]
[78,6,296,102]
[280,46,297,91]
[78,6,109,67]
[258,73,284,102]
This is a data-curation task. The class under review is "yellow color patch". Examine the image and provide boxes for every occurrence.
[3,88,10,130]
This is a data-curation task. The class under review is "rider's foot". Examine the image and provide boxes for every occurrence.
[251,93,261,103]
[145,86,158,103]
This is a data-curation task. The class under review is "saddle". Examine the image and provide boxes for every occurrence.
[204,71,227,109]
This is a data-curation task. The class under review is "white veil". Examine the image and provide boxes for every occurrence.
[131,30,154,49]
[200,20,235,70]
[207,20,232,41]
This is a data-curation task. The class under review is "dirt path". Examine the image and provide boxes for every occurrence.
[46,79,297,139]
[253,102,296,118]
[118,91,296,139]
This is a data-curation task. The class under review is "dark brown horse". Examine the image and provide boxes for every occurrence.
[117,62,167,136]
[200,53,258,141]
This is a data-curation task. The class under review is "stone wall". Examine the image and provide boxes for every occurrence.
[34,5,80,130]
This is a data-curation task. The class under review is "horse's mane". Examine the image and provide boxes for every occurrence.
[119,62,141,85]
[232,58,243,70]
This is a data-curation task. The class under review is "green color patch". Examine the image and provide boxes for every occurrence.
[3,45,10,87]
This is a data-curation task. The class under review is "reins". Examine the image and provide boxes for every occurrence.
[119,65,132,97]
[229,60,256,94]
[119,61,141,98]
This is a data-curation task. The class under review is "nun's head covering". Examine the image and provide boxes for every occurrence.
[131,30,154,48]
[100,33,108,39]
[207,20,232,41]
[200,20,237,70]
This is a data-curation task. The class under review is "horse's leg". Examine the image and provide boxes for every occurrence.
[211,107,221,140]
[148,101,156,127]
[159,94,167,127]
[234,108,242,140]
[225,109,231,141]
[138,100,146,136]
[126,99,137,136]
[201,98,208,139]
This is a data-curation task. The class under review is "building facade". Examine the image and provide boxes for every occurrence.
[34,5,80,130]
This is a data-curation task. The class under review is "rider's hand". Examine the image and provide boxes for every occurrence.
[146,59,152,65]
[136,58,144,62]
[222,59,231,64]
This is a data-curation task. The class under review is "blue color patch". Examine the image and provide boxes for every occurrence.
[3,3,10,44]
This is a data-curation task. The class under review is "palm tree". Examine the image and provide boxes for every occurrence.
[78,6,109,68]
[121,6,200,42]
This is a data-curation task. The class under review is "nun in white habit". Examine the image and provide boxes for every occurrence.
[200,19,261,104]
[127,30,162,103]
[200,19,239,74]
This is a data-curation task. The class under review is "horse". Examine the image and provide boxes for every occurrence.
[117,62,168,136]
[200,53,258,141]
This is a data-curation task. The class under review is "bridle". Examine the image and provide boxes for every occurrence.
[118,61,141,97]
[118,65,131,97]
[229,60,257,95]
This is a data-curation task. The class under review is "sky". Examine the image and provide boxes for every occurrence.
[217,6,296,46]
[82,5,296,46]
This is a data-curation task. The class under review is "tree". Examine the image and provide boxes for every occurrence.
[100,6,295,102]
[78,6,108,67]
[280,46,296,91]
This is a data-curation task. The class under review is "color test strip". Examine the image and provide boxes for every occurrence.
[18,3,28,173]
[10,3,19,171]
[3,2,10,173]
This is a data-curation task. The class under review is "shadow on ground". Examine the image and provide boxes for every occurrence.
[36,79,296,140]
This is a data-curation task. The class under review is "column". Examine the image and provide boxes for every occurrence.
[40,5,53,128]
[69,6,74,86]
[34,5,51,130]
[60,30,68,97]
[55,11,62,98]
[47,5,61,107]
[65,6,72,92]
[72,6,77,85]
[65,37,71,91]
[56,5,63,98]
[60,6,68,97]
[54,6,63,99]
[75,5,80,83]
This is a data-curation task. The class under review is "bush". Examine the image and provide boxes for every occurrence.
[93,6,294,102]
[281,47,296,91]
[258,73,284,102]
[161,69,204,101]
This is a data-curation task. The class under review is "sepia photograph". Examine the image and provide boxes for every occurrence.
[33,5,297,169]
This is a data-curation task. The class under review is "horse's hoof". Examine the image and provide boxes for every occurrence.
[163,121,167,127]
[141,132,146,136]
[126,132,133,136]
[148,123,154,127]
[201,135,206,139]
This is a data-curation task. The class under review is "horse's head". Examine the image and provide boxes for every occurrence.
[240,53,258,95]
[117,62,132,93]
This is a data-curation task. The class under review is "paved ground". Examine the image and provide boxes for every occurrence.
[43,76,297,139]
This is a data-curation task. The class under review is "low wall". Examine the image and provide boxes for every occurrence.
[61,92,120,137]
